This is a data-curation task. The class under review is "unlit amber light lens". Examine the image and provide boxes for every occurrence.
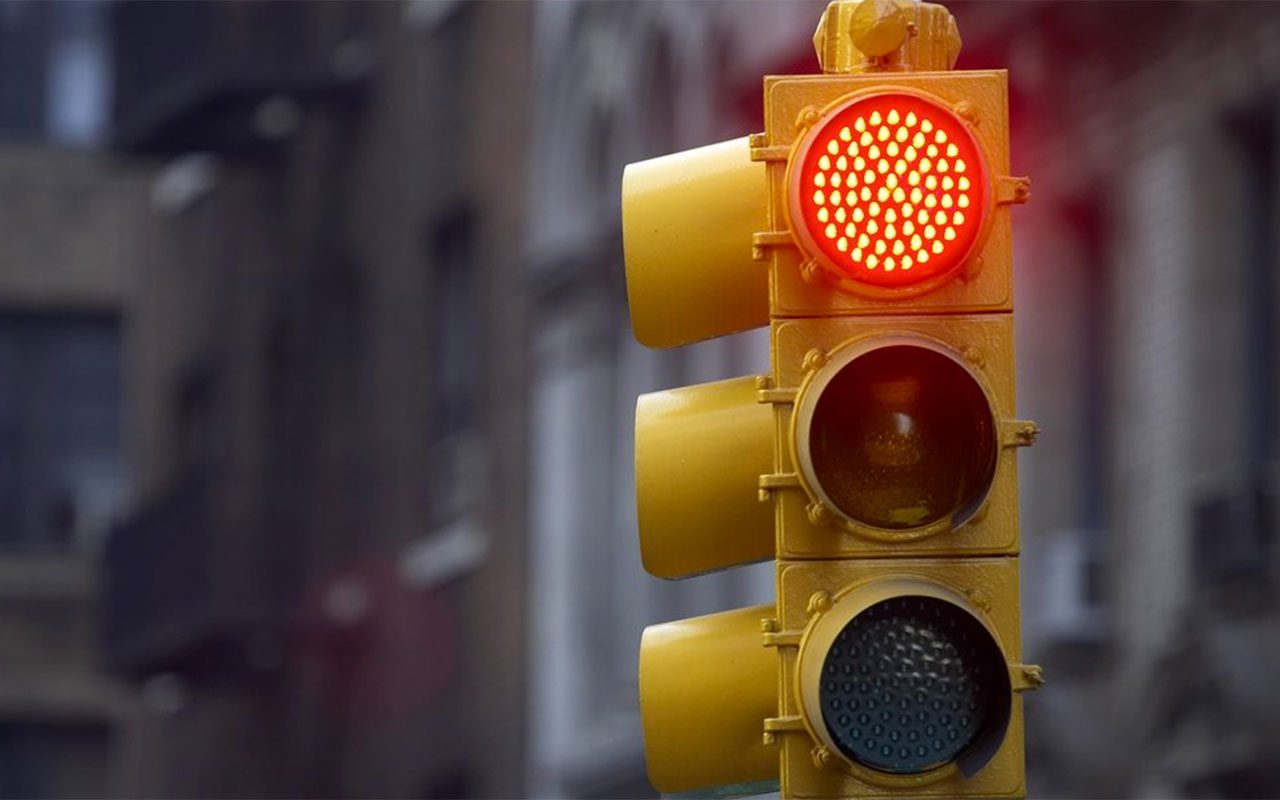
[796,95,984,287]
[808,346,996,529]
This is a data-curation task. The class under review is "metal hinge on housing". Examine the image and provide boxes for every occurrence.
[1000,419,1041,448]
[762,715,806,746]
[996,175,1032,205]
[759,472,800,502]
[752,231,796,261]
[1010,663,1046,692]
[749,132,790,163]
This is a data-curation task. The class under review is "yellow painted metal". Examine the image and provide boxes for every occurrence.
[755,70,1020,318]
[622,137,768,349]
[774,559,1032,798]
[636,375,775,578]
[639,604,779,794]
[814,0,961,74]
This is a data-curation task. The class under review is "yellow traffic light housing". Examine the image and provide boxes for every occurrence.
[624,1,1041,797]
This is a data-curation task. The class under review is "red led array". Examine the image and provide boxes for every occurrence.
[792,94,986,288]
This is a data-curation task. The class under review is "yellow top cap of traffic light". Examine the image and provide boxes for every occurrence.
[814,0,962,74]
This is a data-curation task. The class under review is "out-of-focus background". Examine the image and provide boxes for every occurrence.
[0,0,1277,797]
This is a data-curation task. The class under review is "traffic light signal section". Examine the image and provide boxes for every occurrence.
[624,2,1042,798]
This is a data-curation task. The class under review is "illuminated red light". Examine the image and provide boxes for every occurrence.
[790,93,987,288]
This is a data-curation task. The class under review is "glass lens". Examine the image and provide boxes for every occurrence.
[818,595,1007,774]
[808,344,996,530]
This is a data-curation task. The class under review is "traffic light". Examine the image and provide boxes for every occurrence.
[624,1,1043,798]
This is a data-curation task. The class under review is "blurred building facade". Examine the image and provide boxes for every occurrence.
[103,2,531,797]
[0,2,135,798]
[77,1,1280,799]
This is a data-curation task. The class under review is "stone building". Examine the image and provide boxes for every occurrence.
[103,2,532,796]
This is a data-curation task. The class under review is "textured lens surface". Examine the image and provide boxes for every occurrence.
[819,596,1003,774]
[808,345,996,530]
[794,93,985,287]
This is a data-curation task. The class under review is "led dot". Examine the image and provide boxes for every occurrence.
[925,175,939,191]
[860,131,873,146]
[946,142,959,157]
[894,159,908,175]
[917,210,929,224]
[937,159,950,174]
[885,173,899,189]
[887,109,900,125]
[857,233,871,248]
[835,207,847,222]
[911,234,923,250]
[852,247,863,261]
[854,156,867,171]
[955,159,966,173]
[852,208,865,223]
[877,187,890,202]
[818,155,831,170]
[935,210,947,225]
[918,250,930,264]
[840,126,853,141]
[924,225,936,239]
[902,255,914,270]
[817,208,830,223]
[867,219,880,235]
[846,172,857,188]
[814,190,825,205]
[895,126,909,143]
[932,240,944,254]
[910,187,923,203]
[927,144,939,158]
[837,237,849,251]
[874,240,887,255]
[925,194,937,208]
[855,117,867,132]
[828,140,839,155]
[866,254,878,269]
[958,176,971,191]
[944,226,956,241]
[935,129,947,143]
[814,173,826,188]
[860,187,872,202]
[845,222,857,237]
[870,111,882,126]
[893,239,905,255]
[921,119,934,133]
[884,257,896,271]
[831,173,843,188]
[906,112,917,126]
[953,211,965,226]
[863,170,876,185]
[877,126,890,142]
[919,158,932,174]
[884,209,897,225]
[836,155,848,171]
[903,220,915,236]
[868,145,881,160]
[825,223,837,239]
[942,177,955,191]
[892,187,906,203]
[885,224,897,240]
[830,190,842,205]
[877,159,890,174]
[941,194,953,209]
[905,146,918,162]
[886,142,900,157]
[912,132,926,148]
[868,202,882,217]
[958,195,970,209]
[908,173,921,188]
[845,191,857,206]
[847,143,859,157]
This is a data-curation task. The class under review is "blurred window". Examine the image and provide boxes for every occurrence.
[0,315,121,552]
[427,207,482,525]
